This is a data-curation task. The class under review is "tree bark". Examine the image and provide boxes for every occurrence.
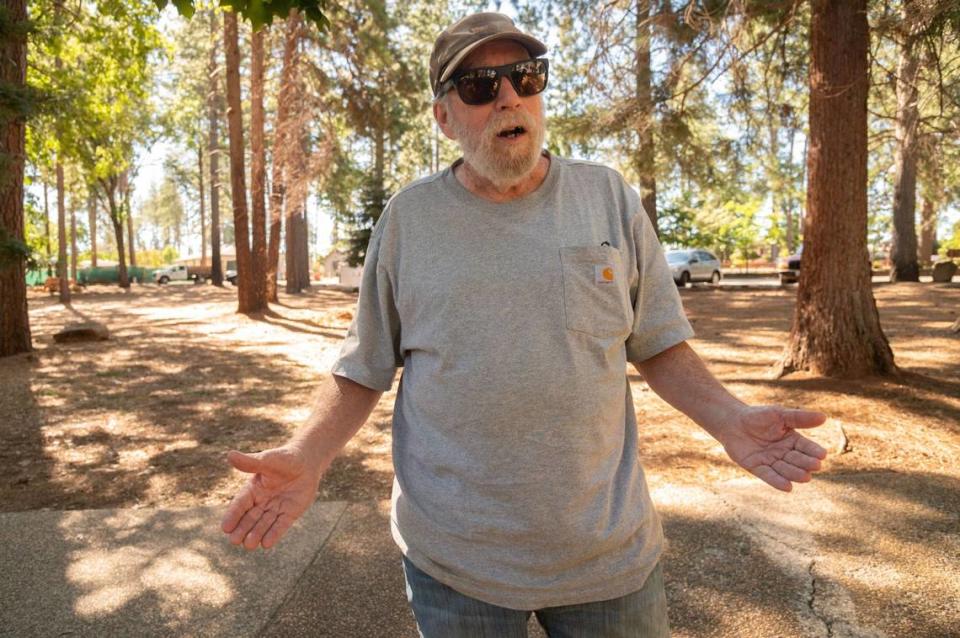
[198,139,206,266]
[285,89,309,294]
[785,126,797,253]
[634,0,658,235]
[777,0,895,378]
[121,170,136,268]
[918,198,936,266]
[0,0,32,357]
[70,195,77,281]
[224,11,255,312]
[249,25,268,309]
[102,178,129,289]
[56,161,70,302]
[43,178,51,261]
[267,9,301,302]
[889,2,921,282]
[87,193,97,267]
[208,9,223,286]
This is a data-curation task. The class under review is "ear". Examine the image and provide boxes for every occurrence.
[433,99,458,141]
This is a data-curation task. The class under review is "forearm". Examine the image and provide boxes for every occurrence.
[633,341,745,442]
[287,373,383,475]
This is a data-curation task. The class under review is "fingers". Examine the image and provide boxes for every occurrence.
[262,513,297,549]
[227,450,265,474]
[784,449,822,472]
[243,509,280,550]
[752,465,792,492]
[228,504,266,546]
[795,435,828,460]
[782,409,827,430]
[772,459,812,483]
[221,486,255,534]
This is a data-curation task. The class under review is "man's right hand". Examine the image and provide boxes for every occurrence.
[220,446,321,550]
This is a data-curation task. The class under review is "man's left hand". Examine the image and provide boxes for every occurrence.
[720,406,828,492]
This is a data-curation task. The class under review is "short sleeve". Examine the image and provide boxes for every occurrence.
[624,208,695,364]
[330,216,402,391]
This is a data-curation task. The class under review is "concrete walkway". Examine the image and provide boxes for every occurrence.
[1,476,957,637]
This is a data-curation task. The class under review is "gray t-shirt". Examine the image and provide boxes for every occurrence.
[332,153,694,609]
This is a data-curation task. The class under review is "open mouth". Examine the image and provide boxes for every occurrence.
[497,126,526,139]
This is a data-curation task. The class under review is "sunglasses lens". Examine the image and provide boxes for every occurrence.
[511,61,547,97]
[457,72,499,105]
[451,60,549,105]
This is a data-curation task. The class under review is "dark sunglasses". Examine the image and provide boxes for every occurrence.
[438,58,549,106]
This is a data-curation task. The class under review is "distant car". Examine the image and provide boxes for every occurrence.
[665,249,722,286]
[225,269,238,286]
[778,251,802,284]
[153,264,211,285]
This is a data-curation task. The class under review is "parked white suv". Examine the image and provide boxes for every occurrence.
[665,249,723,286]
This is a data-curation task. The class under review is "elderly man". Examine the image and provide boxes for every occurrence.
[221,13,828,637]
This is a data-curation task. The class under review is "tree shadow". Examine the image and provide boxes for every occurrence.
[0,503,346,637]
[1,329,307,511]
[736,372,960,435]
[256,309,349,339]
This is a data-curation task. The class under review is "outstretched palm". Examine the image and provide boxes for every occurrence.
[220,447,321,550]
[720,406,828,492]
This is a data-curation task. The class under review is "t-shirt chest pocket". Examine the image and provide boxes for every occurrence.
[559,246,632,338]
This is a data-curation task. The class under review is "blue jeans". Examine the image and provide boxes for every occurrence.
[401,556,670,638]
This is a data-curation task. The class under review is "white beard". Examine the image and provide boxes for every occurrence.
[450,105,545,191]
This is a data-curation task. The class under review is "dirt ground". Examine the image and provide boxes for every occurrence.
[0,284,960,511]
[2,281,958,512]
[3,280,959,637]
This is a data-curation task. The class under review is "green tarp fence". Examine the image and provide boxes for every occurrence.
[78,266,155,284]
[25,269,52,286]
[26,266,156,286]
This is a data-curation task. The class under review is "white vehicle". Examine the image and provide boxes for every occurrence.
[665,249,723,286]
[153,264,211,285]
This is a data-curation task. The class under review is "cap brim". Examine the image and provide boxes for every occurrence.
[436,33,548,94]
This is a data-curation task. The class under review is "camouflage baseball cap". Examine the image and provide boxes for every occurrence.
[430,13,548,97]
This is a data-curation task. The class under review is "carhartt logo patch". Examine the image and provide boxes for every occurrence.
[595,265,615,284]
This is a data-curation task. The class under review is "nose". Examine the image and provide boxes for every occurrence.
[493,74,522,110]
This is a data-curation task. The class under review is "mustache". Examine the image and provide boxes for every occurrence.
[484,110,537,137]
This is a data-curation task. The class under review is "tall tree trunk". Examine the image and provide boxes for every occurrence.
[0,0,32,357]
[208,9,223,286]
[54,0,68,301]
[785,126,797,253]
[918,198,936,266]
[266,9,301,303]
[87,193,97,267]
[121,171,136,268]
[249,25,268,310]
[56,162,70,302]
[285,86,310,294]
[634,0,657,235]
[43,178,51,262]
[198,140,206,266]
[777,0,895,378]
[889,2,921,282]
[298,203,310,287]
[70,197,77,281]
[104,180,129,289]
[224,11,255,312]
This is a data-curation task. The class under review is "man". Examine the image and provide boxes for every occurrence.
[221,13,828,637]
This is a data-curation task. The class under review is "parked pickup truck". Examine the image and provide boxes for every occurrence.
[153,264,212,284]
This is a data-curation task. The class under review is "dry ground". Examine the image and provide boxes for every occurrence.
[2,281,958,511]
[3,280,959,637]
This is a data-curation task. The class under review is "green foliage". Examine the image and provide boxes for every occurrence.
[154,0,330,30]
[942,220,960,254]
[346,175,387,267]
[139,176,186,250]
[0,227,38,271]
[658,205,712,250]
